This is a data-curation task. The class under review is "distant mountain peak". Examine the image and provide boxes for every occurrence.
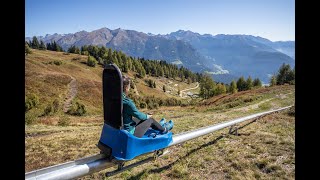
[176,29,186,33]
[25,27,294,83]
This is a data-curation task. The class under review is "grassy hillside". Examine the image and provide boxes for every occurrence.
[25,49,198,125]
[25,50,103,117]
[25,63,295,180]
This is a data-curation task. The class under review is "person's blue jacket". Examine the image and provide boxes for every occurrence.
[122,93,148,134]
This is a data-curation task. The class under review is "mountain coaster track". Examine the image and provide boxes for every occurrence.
[25,106,292,180]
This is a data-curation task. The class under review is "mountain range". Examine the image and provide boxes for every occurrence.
[25,27,294,83]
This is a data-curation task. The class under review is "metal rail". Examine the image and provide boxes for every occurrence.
[25,106,292,180]
[169,106,291,146]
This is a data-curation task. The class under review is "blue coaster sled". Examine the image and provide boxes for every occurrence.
[97,64,173,160]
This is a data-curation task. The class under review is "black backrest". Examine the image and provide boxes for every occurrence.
[103,64,123,129]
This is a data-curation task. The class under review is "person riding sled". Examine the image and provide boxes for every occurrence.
[122,75,174,138]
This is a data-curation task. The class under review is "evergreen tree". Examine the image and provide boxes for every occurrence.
[31,36,40,49]
[46,44,206,92]
[199,74,215,99]
[127,57,133,71]
[52,41,57,51]
[246,76,253,90]
[46,42,52,50]
[229,80,238,94]
[107,48,112,61]
[270,75,277,86]
[102,53,108,65]
[114,54,121,67]
[52,41,63,51]
[163,85,166,92]
[153,81,156,88]
[56,44,63,52]
[97,57,103,65]
[39,40,46,50]
[123,60,129,72]
[214,83,227,95]
[135,60,146,78]
[288,66,295,85]
[74,47,80,54]
[276,63,293,85]
[159,67,164,77]
[98,46,107,58]
[68,45,76,53]
[236,76,247,91]
[81,45,88,53]
[87,45,99,59]
[253,78,262,87]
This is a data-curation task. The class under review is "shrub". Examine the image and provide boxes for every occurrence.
[48,60,63,65]
[139,102,147,109]
[81,51,89,56]
[25,43,32,55]
[67,101,86,116]
[42,100,60,116]
[25,94,39,112]
[63,52,70,55]
[270,75,277,86]
[54,60,63,65]
[43,104,53,116]
[25,111,38,125]
[165,98,181,106]
[147,102,159,109]
[87,55,97,67]
[25,99,33,112]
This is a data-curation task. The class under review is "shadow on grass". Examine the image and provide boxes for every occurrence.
[127,119,259,180]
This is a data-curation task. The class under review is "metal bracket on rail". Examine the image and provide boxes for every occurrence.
[116,161,125,170]
[228,124,239,136]
[153,149,164,160]
[105,149,168,177]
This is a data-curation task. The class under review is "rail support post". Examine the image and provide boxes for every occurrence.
[228,125,238,136]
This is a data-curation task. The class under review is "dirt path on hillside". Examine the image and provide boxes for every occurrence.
[180,82,199,97]
[233,92,294,112]
[63,76,77,113]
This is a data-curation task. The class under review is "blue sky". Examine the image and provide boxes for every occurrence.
[25,0,295,41]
